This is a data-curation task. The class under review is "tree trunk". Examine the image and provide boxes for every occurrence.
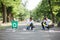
[1,2,7,23]
[7,13,10,22]
[48,0,55,23]
[7,6,13,22]
[7,14,9,22]
[58,21,60,27]
[8,13,12,22]
[11,13,14,21]
[7,13,12,21]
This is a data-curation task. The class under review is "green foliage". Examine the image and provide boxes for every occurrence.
[0,0,29,21]
[32,0,60,22]
[1,0,21,7]
[32,0,50,20]
[0,0,21,16]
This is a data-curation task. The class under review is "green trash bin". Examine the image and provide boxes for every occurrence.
[11,20,18,29]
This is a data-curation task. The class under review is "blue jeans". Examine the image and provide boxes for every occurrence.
[26,26,34,30]
[26,26,30,30]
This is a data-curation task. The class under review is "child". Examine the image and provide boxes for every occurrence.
[26,17,34,30]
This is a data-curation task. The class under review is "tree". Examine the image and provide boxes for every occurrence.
[32,0,60,23]
[1,2,7,23]
[0,0,21,23]
[32,0,50,21]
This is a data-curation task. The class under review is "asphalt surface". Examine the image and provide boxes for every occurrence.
[0,23,60,40]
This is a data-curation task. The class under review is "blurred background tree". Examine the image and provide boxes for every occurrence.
[0,0,60,27]
[32,0,60,23]
[0,0,30,23]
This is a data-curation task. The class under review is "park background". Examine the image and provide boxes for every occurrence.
[0,0,60,28]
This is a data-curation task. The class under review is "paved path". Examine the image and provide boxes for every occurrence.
[0,22,60,40]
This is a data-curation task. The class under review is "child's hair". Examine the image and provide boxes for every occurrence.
[30,17,32,20]
[44,17,46,20]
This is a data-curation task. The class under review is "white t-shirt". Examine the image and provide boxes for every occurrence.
[27,19,34,25]
[43,19,52,25]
